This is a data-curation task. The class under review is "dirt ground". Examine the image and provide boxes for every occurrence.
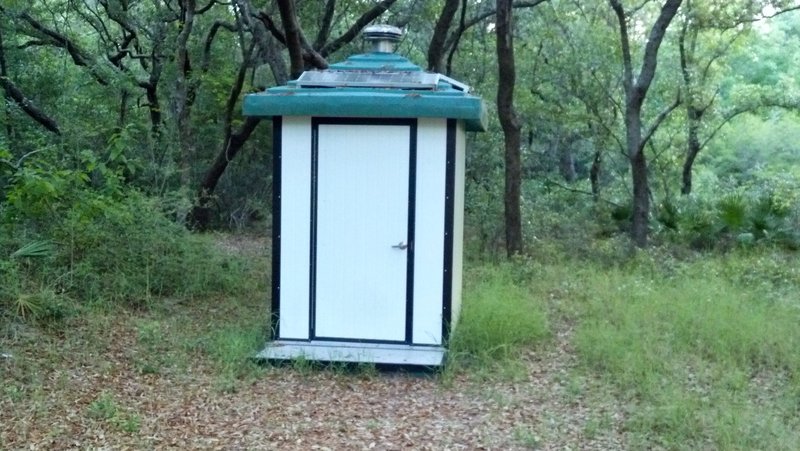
[1,316,629,450]
[1,234,628,450]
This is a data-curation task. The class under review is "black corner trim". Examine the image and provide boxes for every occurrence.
[310,118,320,339]
[271,116,283,340]
[442,119,457,343]
[405,120,418,344]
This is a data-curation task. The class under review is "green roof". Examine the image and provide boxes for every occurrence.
[243,52,487,132]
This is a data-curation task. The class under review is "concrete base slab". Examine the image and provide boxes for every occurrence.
[256,340,446,366]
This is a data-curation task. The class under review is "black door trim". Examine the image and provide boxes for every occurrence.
[309,117,417,345]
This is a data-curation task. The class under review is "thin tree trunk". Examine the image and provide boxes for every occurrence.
[627,108,649,246]
[0,28,13,142]
[428,0,461,73]
[559,141,577,182]
[681,106,701,194]
[189,116,262,229]
[188,39,258,230]
[0,28,60,136]
[590,149,602,201]
[276,0,305,78]
[145,84,162,146]
[496,0,523,256]
[117,89,129,131]
[678,2,700,195]
[174,0,196,190]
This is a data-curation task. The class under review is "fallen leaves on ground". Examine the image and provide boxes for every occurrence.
[1,316,627,450]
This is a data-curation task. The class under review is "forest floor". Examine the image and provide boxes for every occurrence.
[0,234,628,450]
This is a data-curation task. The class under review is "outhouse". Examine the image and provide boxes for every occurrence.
[245,25,486,366]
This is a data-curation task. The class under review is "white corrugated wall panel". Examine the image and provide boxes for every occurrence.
[278,117,312,339]
[451,122,466,332]
[412,118,447,345]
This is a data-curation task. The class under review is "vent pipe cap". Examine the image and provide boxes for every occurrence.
[363,24,403,53]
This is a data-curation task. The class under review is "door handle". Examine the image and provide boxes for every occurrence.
[391,241,408,250]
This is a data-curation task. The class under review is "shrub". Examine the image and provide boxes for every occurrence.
[1,150,256,315]
[659,185,800,251]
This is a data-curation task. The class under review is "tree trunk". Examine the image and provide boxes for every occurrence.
[0,76,62,136]
[609,0,683,248]
[620,95,651,247]
[145,83,162,147]
[174,0,196,190]
[276,0,305,78]
[427,0,461,73]
[678,5,700,196]
[0,28,61,136]
[496,0,523,256]
[559,144,577,182]
[117,89,129,131]
[188,116,263,229]
[0,28,13,142]
[681,106,701,194]
[590,149,602,201]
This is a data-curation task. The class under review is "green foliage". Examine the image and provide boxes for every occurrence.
[0,149,255,319]
[52,194,249,305]
[87,392,118,420]
[86,392,141,433]
[449,261,550,369]
[10,240,55,259]
[203,321,265,392]
[654,178,800,250]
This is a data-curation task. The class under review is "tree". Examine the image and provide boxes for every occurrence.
[677,0,800,194]
[0,27,60,136]
[188,0,399,228]
[428,0,462,73]
[609,0,683,247]
[496,0,523,256]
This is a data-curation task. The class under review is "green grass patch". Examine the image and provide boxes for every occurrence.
[448,261,551,374]
[572,251,800,449]
[86,392,141,433]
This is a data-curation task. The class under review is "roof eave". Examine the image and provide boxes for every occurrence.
[243,89,487,132]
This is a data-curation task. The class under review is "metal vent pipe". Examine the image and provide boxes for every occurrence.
[363,25,403,53]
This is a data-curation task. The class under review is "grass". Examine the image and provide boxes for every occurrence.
[569,252,800,449]
[449,248,800,449]
[447,260,551,375]
[87,392,141,433]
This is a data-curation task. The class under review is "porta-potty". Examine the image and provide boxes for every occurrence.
[245,25,486,366]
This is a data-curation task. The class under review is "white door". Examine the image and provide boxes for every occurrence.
[313,122,412,342]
